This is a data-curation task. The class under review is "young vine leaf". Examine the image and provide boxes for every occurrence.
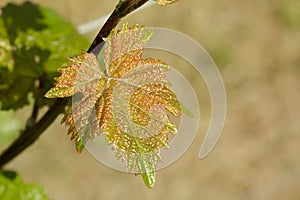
[156,0,179,6]
[45,23,182,188]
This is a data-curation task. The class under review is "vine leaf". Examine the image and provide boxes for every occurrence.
[45,23,182,188]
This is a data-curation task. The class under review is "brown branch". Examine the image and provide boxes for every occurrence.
[88,0,149,52]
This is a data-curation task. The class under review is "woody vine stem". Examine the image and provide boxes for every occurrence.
[0,0,150,168]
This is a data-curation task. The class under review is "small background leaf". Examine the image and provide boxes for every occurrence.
[0,2,89,110]
[0,170,48,200]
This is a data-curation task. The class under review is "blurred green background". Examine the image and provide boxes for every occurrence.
[0,0,300,199]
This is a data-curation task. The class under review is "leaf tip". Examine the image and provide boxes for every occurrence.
[180,103,194,118]
[141,172,156,188]
[75,138,85,153]
[44,90,54,98]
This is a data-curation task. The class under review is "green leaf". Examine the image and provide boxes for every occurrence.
[0,170,48,200]
[0,2,89,110]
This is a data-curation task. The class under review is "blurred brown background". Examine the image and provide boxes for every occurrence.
[1,0,300,199]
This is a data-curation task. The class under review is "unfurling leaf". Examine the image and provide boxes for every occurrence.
[46,23,183,187]
[156,0,179,6]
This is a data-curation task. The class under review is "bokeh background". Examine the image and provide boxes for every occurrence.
[1,0,300,199]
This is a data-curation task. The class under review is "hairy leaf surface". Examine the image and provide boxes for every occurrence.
[46,23,182,187]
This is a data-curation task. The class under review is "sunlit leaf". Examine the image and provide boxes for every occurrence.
[46,23,182,187]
